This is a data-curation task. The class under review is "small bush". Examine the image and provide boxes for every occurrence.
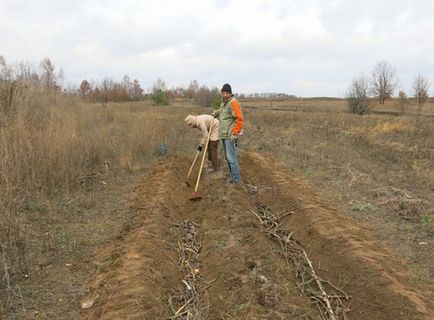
[151,89,169,106]
[347,96,370,115]
[421,214,433,225]
[346,75,371,115]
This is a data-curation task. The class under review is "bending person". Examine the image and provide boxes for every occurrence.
[184,114,220,171]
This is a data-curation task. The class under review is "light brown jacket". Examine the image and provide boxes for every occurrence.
[185,115,219,146]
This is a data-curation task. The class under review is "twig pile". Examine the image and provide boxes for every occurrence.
[252,203,351,320]
[168,220,208,320]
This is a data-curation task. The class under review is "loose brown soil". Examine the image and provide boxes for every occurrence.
[79,152,434,320]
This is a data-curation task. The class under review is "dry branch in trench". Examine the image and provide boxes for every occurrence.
[168,220,209,320]
[249,189,351,320]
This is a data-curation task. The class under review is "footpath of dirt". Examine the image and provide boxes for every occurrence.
[80,152,434,320]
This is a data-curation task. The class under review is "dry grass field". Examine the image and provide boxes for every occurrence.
[1,94,433,319]
[243,98,434,274]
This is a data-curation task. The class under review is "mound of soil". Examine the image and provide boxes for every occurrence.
[80,152,434,319]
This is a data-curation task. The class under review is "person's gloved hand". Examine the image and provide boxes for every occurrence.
[197,145,203,152]
[212,110,219,118]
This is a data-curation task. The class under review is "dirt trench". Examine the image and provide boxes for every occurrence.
[80,151,434,320]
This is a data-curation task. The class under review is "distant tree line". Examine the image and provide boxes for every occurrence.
[5,55,429,115]
[78,76,144,103]
[78,77,225,107]
[2,56,301,110]
[347,60,431,114]
[236,92,297,99]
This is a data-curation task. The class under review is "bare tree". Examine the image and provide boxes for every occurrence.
[194,85,220,108]
[99,77,115,104]
[186,80,199,99]
[122,74,131,91]
[0,57,21,117]
[0,55,9,78]
[398,90,410,114]
[371,61,398,104]
[153,78,167,92]
[79,79,92,99]
[16,62,39,84]
[411,74,430,110]
[346,74,371,115]
[40,58,57,92]
[57,68,64,89]
[130,79,143,101]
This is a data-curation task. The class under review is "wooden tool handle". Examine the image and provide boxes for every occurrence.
[186,150,200,180]
[194,121,214,193]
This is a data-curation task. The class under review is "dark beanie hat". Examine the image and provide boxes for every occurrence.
[221,83,232,94]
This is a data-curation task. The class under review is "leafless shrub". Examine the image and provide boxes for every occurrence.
[99,77,115,105]
[412,74,431,112]
[398,90,410,114]
[0,57,21,120]
[79,79,92,100]
[39,58,58,93]
[0,80,21,120]
[129,79,144,101]
[346,74,371,115]
[194,85,220,108]
[186,80,199,99]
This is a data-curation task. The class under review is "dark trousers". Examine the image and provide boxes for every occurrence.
[208,140,219,170]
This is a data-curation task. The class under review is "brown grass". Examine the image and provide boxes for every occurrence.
[241,100,434,283]
[0,92,202,313]
[243,97,434,115]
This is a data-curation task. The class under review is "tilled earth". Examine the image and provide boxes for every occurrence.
[80,152,434,320]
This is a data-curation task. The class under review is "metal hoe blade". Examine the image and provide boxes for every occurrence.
[189,191,202,201]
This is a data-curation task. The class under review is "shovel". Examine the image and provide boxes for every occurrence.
[189,120,214,201]
[185,150,200,187]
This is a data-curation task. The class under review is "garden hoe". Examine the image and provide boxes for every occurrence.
[189,121,213,201]
[185,150,200,187]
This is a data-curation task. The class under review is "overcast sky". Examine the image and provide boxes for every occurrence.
[1,0,433,97]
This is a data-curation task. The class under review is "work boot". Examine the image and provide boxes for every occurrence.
[227,180,243,192]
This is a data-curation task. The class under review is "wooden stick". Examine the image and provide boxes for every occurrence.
[174,297,193,315]
[193,120,214,194]
[303,250,337,320]
[186,150,200,180]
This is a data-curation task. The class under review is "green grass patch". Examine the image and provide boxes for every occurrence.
[352,202,376,212]
[421,214,433,225]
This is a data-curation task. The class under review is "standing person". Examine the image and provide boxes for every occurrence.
[213,83,244,184]
[184,114,220,171]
